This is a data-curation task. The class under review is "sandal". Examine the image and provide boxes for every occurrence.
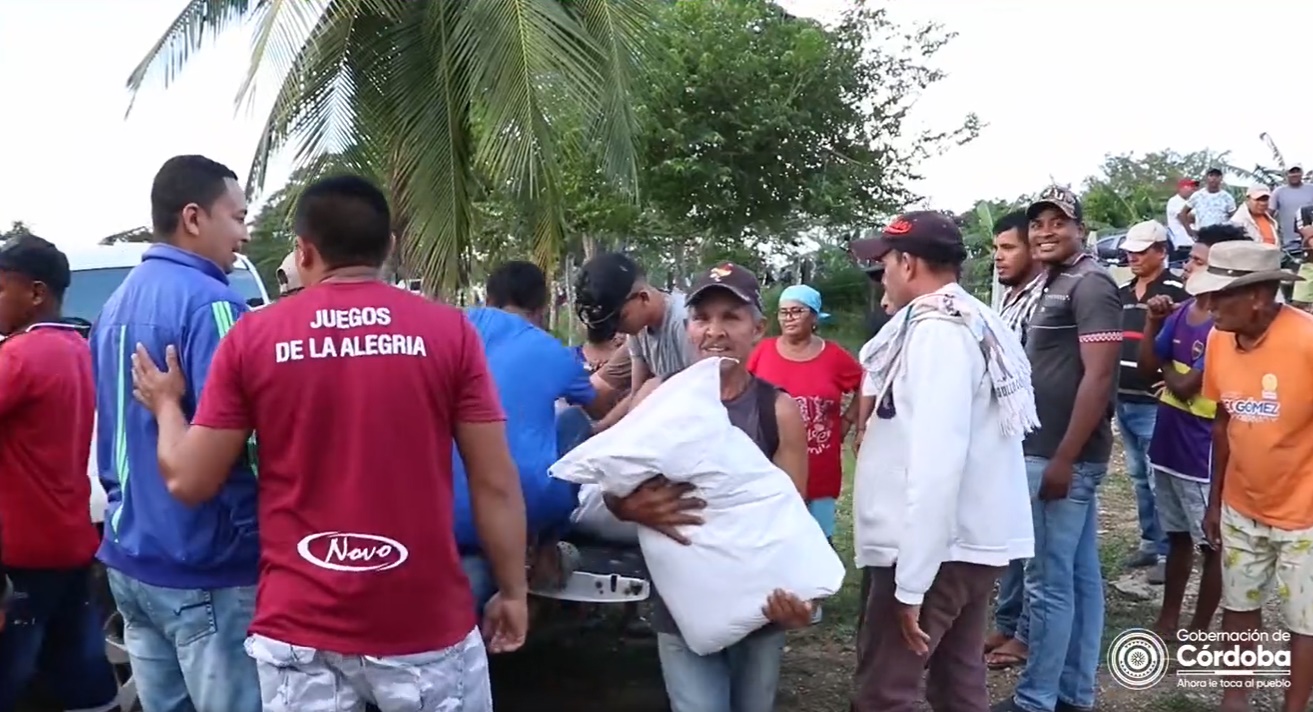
[985,649,1028,671]
[982,631,1010,654]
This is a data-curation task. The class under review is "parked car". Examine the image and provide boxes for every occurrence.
[1093,231,1190,274]
[66,243,272,525]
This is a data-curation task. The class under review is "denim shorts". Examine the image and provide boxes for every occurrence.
[0,566,120,712]
[1153,470,1209,547]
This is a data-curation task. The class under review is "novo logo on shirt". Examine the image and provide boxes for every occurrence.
[296,532,410,573]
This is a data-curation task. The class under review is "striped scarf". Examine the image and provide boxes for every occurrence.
[999,271,1047,343]
[859,283,1040,439]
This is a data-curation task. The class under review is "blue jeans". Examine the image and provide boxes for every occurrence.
[994,558,1029,644]
[556,405,593,456]
[0,567,120,712]
[1115,401,1167,557]
[107,568,260,712]
[657,627,788,712]
[1013,457,1106,712]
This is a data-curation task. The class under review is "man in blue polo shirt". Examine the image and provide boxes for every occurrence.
[453,260,608,609]
[91,155,260,712]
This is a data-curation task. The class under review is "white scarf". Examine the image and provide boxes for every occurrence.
[859,283,1040,438]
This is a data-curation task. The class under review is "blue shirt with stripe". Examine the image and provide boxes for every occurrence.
[90,244,259,589]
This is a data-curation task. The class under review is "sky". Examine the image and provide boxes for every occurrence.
[2,0,1311,249]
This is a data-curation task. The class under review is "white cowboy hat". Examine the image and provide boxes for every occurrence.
[1185,241,1302,296]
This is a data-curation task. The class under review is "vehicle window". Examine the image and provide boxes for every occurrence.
[64,266,266,326]
[229,269,267,307]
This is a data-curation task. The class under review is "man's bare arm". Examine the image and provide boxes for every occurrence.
[1137,317,1166,382]
[1162,368,1204,401]
[771,393,808,497]
[1207,408,1230,505]
[456,421,528,599]
[155,401,250,506]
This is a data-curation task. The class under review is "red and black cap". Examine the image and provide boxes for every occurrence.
[686,262,763,309]
[849,211,967,267]
[0,234,70,297]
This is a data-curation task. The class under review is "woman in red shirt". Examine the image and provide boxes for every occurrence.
[747,285,863,542]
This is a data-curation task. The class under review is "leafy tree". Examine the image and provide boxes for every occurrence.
[1,221,33,240]
[128,0,652,292]
[631,0,978,275]
[98,226,154,245]
[1080,149,1227,230]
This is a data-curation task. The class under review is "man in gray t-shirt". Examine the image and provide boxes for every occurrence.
[574,253,696,427]
[1272,165,1313,247]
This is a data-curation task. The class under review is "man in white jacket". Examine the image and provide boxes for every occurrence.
[848,212,1036,712]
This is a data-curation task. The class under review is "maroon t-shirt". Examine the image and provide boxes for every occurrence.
[193,281,504,655]
[0,325,100,569]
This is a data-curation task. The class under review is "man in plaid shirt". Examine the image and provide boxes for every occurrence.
[985,209,1047,672]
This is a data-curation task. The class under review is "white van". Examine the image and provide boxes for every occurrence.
[65,243,272,524]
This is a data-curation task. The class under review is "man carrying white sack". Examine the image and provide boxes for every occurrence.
[604,262,814,712]
[848,211,1036,712]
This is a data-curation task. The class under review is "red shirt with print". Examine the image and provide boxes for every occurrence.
[0,325,100,569]
[193,282,504,656]
[747,338,862,500]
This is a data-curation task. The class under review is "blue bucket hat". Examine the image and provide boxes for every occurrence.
[778,284,830,322]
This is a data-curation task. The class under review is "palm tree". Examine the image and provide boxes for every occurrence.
[126,0,651,291]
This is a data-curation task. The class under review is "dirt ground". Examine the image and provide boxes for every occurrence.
[490,443,1294,712]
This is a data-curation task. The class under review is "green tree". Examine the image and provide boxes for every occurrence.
[1080,148,1236,231]
[98,226,154,245]
[630,0,978,276]
[1,221,34,240]
[128,0,652,292]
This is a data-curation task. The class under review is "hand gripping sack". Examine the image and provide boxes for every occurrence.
[550,358,846,654]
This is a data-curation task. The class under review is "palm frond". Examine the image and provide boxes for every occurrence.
[124,0,258,113]
[570,0,652,192]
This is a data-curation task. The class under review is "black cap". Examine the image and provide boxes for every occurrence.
[849,211,967,266]
[0,235,71,297]
[686,263,763,309]
[574,252,643,341]
[1026,185,1084,223]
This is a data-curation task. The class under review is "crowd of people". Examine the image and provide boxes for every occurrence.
[0,152,1311,712]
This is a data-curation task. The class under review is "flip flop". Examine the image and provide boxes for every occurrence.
[982,632,1010,654]
[985,650,1028,670]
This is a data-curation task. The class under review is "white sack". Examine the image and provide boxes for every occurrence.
[550,357,846,654]
[570,484,640,544]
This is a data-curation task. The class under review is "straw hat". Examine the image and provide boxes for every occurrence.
[1185,241,1302,296]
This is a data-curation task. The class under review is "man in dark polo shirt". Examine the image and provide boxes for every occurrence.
[1115,220,1187,586]
[995,187,1122,712]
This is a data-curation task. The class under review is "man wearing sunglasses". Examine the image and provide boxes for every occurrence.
[0,235,120,712]
[574,253,696,432]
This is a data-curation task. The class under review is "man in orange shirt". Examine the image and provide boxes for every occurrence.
[1229,186,1281,245]
[1193,241,1313,712]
